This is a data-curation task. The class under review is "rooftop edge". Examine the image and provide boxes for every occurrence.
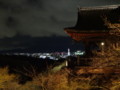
[79,4,120,11]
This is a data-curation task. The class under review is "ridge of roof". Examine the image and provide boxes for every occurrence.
[79,4,120,11]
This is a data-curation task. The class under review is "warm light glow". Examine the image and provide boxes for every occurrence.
[66,61,68,67]
[101,42,105,46]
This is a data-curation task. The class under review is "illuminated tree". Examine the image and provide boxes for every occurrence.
[104,16,120,36]
[103,16,120,50]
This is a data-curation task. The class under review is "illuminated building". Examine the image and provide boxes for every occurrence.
[67,48,70,56]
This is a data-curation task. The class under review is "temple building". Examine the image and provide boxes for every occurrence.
[64,5,120,55]
[64,5,120,42]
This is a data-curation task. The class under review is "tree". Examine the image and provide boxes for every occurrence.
[103,16,120,50]
[104,16,120,36]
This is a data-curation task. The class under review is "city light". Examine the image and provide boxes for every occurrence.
[4,50,85,60]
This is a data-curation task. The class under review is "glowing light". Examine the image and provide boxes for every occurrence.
[75,50,85,55]
[101,42,105,46]
[68,48,70,56]
[66,61,68,67]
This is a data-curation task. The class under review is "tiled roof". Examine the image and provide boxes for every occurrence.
[65,5,120,31]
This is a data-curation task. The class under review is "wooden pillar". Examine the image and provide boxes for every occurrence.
[84,41,93,56]
[77,55,80,66]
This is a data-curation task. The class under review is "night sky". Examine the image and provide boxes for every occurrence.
[0,0,120,52]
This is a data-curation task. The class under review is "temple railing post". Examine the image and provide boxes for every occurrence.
[77,55,80,66]
[84,41,92,57]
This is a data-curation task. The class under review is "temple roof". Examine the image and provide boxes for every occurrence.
[65,5,120,31]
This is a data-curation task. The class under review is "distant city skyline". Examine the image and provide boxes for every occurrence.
[3,49,85,60]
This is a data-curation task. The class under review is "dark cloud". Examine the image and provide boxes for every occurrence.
[26,0,44,10]
[5,16,18,28]
[0,1,9,9]
[0,0,119,38]
[27,0,39,4]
